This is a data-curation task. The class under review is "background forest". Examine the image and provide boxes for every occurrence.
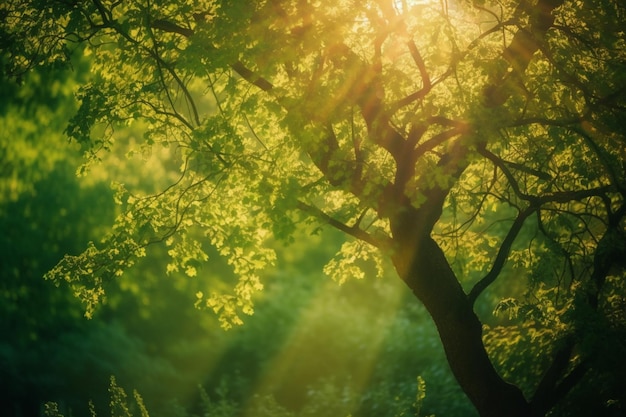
[1,63,473,417]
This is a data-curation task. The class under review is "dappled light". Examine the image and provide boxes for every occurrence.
[1,0,626,416]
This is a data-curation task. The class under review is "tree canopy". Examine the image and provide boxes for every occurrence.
[2,0,625,416]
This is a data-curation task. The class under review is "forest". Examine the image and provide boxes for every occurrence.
[1,1,625,416]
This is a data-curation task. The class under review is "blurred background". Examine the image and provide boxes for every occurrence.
[0,62,475,417]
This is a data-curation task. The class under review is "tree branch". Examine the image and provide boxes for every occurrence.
[468,205,535,305]
[480,146,614,205]
[532,356,590,416]
[572,126,625,194]
[296,201,386,249]
[151,18,274,92]
[587,220,626,309]
[407,38,431,91]
[530,337,575,416]
[151,19,193,37]
[91,0,112,24]
[231,61,273,92]
[502,158,552,181]
[483,0,565,107]
[413,124,467,160]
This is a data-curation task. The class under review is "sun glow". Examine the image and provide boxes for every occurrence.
[394,0,445,12]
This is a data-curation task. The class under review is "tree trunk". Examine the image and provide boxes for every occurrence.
[385,2,566,414]
[392,234,532,417]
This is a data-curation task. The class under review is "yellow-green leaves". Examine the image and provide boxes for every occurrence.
[6,0,625,380]
[201,272,268,329]
[324,240,385,285]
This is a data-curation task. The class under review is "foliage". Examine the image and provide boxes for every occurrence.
[45,369,443,417]
[23,248,470,417]
[2,0,625,416]
[0,105,465,417]
[0,64,464,416]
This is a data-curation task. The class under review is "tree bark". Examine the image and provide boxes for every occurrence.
[391,233,532,417]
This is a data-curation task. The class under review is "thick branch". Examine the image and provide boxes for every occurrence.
[152,19,193,37]
[407,39,431,90]
[231,61,273,92]
[530,337,580,416]
[305,124,342,187]
[588,221,626,309]
[413,124,467,159]
[507,116,583,128]
[385,123,467,223]
[532,357,590,416]
[540,186,615,205]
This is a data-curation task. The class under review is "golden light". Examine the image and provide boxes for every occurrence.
[394,0,445,13]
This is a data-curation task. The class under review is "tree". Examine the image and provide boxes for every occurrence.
[2,0,625,416]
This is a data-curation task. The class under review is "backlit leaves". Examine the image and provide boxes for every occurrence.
[5,0,625,350]
[324,240,385,285]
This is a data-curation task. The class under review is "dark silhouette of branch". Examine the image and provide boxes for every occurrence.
[531,355,590,416]
[390,15,506,113]
[407,39,431,90]
[501,158,553,181]
[479,147,534,201]
[572,126,625,194]
[507,116,583,129]
[296,201,386,249]
[91,0,112,24]
[480,147,613,205]
[469,205,535,305]
[151,18,274,92]
[151,19,193,37]
[530,338,575,416]
[230,61,273,92]
[413,124,467,160]
[483,0,565,107]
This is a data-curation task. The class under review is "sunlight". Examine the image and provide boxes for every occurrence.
[394,0,444,13]
[239,275,411,417]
